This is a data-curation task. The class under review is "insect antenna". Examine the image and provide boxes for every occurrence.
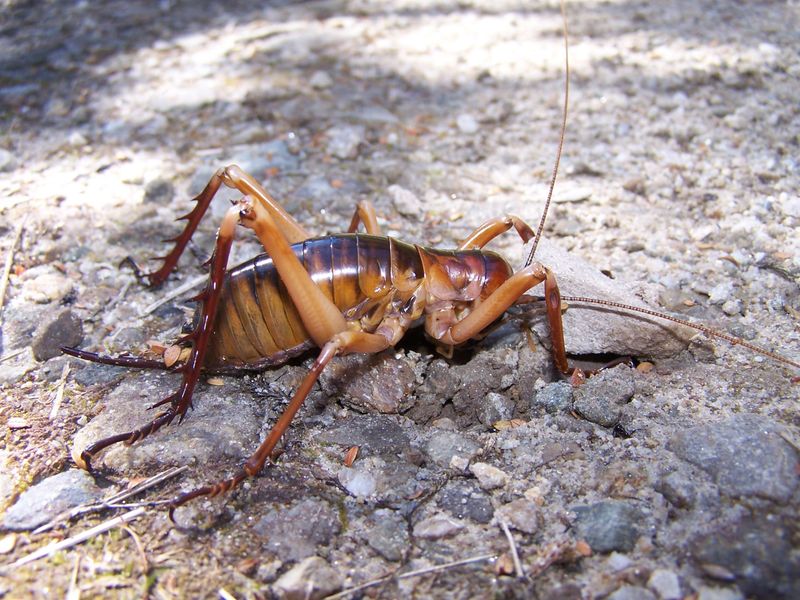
[525,0,570,268]
[556,296,800,371]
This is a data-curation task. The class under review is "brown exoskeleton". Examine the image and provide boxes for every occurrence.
[64,4,799,514]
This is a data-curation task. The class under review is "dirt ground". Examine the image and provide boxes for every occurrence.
[1,1,798,599]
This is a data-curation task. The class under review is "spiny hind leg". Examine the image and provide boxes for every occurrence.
[134,165,313,287]
[77,204,244,471]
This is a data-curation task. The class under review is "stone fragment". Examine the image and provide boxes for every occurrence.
[143,178,174,204]
[668,414,798,503]
[438,480,493,524]
[366,509,409,561]
[2,470,103,531]
[424,431,480,468]
[571,501,643,553]
[647,569,682,600]
[608,586,656,600]
[413,515,464,539]
[71,378,261,472]
[388,185,422,218]
[532,381,573,415]
[20,266,74,304]
[477,392,514,427]
[691,514,798,600]
[529,238,694,357]
[495,498,540,534]
[32,309,84,361]
[572,365,635,427]
[469,462,508,490]
[326,124,365,159]
[272,556,343,600]
[255,499,341,562]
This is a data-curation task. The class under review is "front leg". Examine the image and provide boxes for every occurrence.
[432,262,572,376]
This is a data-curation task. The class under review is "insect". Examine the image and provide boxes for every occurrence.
[64,4,799,514]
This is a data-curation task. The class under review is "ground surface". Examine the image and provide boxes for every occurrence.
[1,1,799,599]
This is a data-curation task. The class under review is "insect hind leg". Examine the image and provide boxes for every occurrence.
[130,165,314,288]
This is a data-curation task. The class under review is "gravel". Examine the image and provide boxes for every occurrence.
[1,1,798,598]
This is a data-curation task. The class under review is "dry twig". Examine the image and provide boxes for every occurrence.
[325,553,496,599]
[8,507,146,569]
[32,465,187,534]
[140,274,206,316]
[498,518,524,578]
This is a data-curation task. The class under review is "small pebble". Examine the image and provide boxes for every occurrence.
[309,70,333,89]
[469,462,508,490]
[456,113,479,134]
[413,515,464,539]
[647,568,682,600]
[272,556,342,600]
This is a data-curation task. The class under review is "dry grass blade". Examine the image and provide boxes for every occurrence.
[325,553,496,599]
[49,363,70,420]
[8,507,146,569]
[498,518,524,578]
[0,216,26,318]
[140,274,207,316]
[32,466,187,534]
[66,554,81,600]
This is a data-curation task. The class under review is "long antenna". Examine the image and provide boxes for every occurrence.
[525,0,569,267]
[558,296,800,371]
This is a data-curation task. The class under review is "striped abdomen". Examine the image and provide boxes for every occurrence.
[204,234,424,372]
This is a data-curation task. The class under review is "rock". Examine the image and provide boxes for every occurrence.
[2,470,103,531]
[388,185,422,218]
[309,70,333,89]
[495,498,540,534]
[365,508,408,561]
[529,238,694,357]
[456,113,479,134]
[572,364,635,427]
[691,514,799,600]
[0,147,17,172]
[438,480,494,524]
[143,178,174,204]
[532,381,573,415]
[424,431,481,468]
[668,414,798,503]
[20,265,74,304]
[647,569,682,600]
[320,352,417,414]
[477,392,514,427]
[655,470,698,509]
[337,456,419,502]
[696,587,745,600]
[469,462,508,490]
[413,515,464,539]
[32,309,84,361]
[71,377,261,472]
[608,586,657,600]
[254,499,341,562]
[571,501,643,553]
[317,414,415,458]
[272,556,343,600]
[326,125,365,160]
[338,464,377,498]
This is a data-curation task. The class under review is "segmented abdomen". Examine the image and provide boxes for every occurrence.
[204,234,423,372]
